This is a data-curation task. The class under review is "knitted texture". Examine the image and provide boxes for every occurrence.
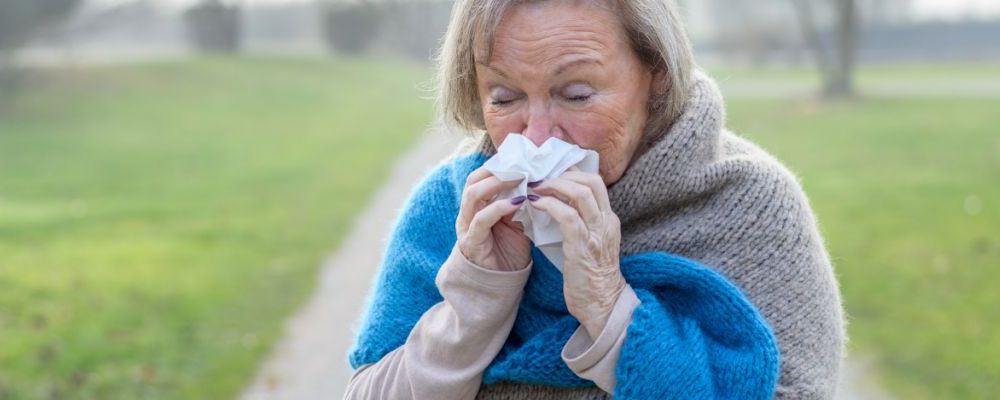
[347,151,780,399]
[347,71,845,399]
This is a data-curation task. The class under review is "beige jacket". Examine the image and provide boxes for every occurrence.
[343,247,640,399]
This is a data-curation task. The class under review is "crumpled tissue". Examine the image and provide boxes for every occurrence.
[482,133,599,272]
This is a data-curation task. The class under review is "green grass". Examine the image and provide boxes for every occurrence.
[725,94,1000,399]
[0,57,432,399]
[707,63,1000,98]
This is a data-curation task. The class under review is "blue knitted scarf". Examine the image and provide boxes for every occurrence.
[347,152,780,399]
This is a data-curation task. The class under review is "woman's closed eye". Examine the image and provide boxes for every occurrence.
[491,97,517,106]
[561,83,595,103]
[488,84,595,105]
[489,86,521,106]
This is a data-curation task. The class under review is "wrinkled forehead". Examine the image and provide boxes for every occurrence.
[472,0,621,63]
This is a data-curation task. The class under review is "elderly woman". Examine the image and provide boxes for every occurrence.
[345,0,845,399]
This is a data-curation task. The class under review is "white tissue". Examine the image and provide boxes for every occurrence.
[482,134,599,272]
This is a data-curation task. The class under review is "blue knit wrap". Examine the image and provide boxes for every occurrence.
[347,152,781,399]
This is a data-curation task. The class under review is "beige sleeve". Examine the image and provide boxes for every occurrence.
[342,246,533,400]
[561,284,641,393]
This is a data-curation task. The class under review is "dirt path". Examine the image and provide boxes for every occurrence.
[240,132,890,399]
[836,355,895,400]
[240,131,460,400]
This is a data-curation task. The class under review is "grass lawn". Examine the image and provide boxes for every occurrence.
[0,57,432,399]
[726,93,999,399]
[707,63,1000,99]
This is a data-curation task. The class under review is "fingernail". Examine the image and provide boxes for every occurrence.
[511,195,527,205]
[527,180,543,188]
[527,194,540,202]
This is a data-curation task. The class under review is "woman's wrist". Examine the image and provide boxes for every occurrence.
[582,311,613,339]
[579,279,627,338]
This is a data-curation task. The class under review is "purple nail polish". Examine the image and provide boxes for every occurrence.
[511,195,527,205]
[527,180,543,188]
[527,194,540,202]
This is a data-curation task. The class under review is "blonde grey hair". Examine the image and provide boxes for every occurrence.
[434,0,694,143]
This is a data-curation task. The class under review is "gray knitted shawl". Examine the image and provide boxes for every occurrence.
[467,71,846,399]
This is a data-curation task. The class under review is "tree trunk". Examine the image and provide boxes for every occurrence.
[825,0,858,98]
[790,0,859,99]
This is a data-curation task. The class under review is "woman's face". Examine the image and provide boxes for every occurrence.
[474,0,655,185]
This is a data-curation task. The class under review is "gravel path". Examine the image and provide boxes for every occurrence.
[240,132,890,399]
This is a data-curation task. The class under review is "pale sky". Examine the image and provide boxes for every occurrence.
[94,0,1000,20]
[913,0,1000,19]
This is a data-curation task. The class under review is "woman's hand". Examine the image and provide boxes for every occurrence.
[456,166,533,272]
[528,167,627,338]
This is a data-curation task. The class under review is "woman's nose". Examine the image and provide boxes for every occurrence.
[522,104,565,147]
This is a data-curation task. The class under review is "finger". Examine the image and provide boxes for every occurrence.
[457,175,522,234]
[458,169,496,235]
[466,196,526,245]
[531,178,603,229]
[464,166,493,188]
[559,169,612,212]
[500,213,525,232]
[527,195,587,241]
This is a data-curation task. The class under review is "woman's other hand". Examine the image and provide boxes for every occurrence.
[456,166,532,272]
[528,166,627,338]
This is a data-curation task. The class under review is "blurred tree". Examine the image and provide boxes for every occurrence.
[0,0,80,84]
[0,0,79,52]
[320,1,383,55]
[791,0,859,98]
[184,0,242,54]
[377,0,452,61]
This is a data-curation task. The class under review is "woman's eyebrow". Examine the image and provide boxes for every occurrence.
[553,58,603,76]
[476,58,601,80]
[476,62,509,79]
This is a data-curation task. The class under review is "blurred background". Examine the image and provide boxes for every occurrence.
[0,0,997,399]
